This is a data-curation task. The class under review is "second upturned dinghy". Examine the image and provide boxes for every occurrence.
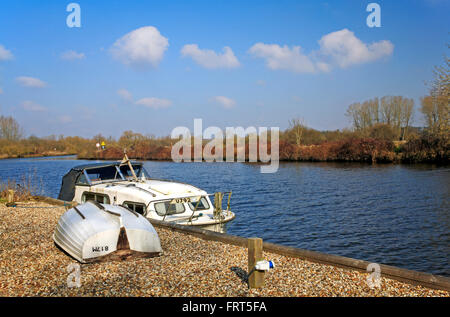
[53,201,162,263]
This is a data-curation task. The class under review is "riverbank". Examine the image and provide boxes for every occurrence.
[0,151,72,160]
[1,134,448,164]
[0,201,448,297]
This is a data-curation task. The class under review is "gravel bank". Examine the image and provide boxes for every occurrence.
[0,202,448,297]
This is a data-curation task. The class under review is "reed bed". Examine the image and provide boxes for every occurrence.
[0,170,43,202]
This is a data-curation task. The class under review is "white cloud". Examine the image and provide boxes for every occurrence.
[212,96,236,109]
[117,89,133,102]
[317,29,394,68]
[249,28,393,73]
[21,100,47,112]
[315,61,331,73]
[16,76,47,88]
[110,26,169,69]
[249,43,316,73]
[181,44,240,69]
[135,97,172,109]
[0,45,13,61]
[61,50,85,61]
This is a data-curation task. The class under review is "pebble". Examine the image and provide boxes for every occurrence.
[0,202,448,297]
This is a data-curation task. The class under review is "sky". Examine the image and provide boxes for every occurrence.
[0,0,449,138]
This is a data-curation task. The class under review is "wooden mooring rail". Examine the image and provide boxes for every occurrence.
[34,196,450,292]
[148,219,450,292]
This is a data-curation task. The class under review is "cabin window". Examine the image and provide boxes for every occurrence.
[123,201,146,215]
[81,192,110,204]
[154,201,185,216]
[188,196,210,211]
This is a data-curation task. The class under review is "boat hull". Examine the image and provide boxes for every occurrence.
[161,211,236,233]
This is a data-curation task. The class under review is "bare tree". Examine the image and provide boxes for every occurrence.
[421,52,449,136]
[347,96,414,140]
[421,94,448,135]
[346,98,380,132]
[288,118,306,146]
[118,130,145,150]
[368,97,380,124]
[380,96,394,126]
[0,115,23,140]
[400,98,414,140]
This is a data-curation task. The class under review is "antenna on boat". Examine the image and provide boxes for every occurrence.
[120,149,138,182]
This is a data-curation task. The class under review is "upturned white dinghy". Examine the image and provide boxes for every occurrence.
[53,200,162,263]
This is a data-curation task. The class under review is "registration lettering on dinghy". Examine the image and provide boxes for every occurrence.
[92,246,109,252]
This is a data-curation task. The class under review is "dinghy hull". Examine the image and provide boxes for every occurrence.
[53,201,162,263]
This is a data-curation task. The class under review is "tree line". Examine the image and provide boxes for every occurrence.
[346,96,414,140]
[0,115,23,141]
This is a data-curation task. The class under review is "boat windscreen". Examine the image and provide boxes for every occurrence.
[84,166,124,183]
[119,165,149,179]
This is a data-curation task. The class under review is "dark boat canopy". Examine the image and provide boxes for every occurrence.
[58,161,145,202]
[69,161,142,171]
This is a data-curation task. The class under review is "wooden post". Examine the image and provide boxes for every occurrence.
[7,190,14,203]
[213,192,223,218]
[248,237,264,289]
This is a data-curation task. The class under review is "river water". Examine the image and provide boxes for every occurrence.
[0,156,448,276]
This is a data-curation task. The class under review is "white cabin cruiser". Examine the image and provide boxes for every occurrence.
[58,156,235,232]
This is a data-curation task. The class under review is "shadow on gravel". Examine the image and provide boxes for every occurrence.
[230,266,248,285]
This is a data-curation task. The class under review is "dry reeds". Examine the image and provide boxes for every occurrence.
[0,169,43,202]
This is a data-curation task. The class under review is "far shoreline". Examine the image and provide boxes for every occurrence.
[0,153,76,160]
[1,153,448,166]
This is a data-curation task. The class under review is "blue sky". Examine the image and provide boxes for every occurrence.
[0,0,448,138]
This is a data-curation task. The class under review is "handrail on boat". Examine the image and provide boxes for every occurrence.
[208,191,232,214]
[187,197,203,224]
[124,183,157,197]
